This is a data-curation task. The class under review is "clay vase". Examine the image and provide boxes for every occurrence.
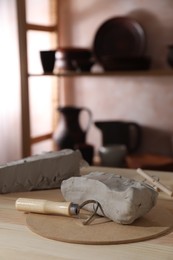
[54,106,92,150]
[95,120,142,153]
[40,50,55,73]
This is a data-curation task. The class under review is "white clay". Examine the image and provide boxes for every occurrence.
[61,172,158,224]
[0,149,82,194]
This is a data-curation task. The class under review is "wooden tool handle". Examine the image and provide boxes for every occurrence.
[15,198,74,216]
[137,168,173,197]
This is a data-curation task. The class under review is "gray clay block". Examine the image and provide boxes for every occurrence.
[0,149,82,193]
[61,171,158,224]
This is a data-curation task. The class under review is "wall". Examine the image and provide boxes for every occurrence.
[0,0,22,163]
[58,0,173,156]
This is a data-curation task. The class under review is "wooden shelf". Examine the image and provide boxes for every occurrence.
[26,23,57,32]
[29,70,173,77]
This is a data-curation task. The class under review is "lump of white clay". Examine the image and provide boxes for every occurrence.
[61,172,158,224]
[0,149,82,194]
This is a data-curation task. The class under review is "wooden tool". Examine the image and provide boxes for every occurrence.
[16,192,173,244]
[15,198,80,216]
[15,198,104,225]
[136,168,173,197]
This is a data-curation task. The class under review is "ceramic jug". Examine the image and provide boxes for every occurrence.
[54,106,92,150]
[95,120,142,153]
[167,45,173,68]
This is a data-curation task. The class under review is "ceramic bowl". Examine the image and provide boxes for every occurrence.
[99,144,127,167]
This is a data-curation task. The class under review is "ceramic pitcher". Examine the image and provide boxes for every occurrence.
[54,106,92,150]
[95,120,142,153]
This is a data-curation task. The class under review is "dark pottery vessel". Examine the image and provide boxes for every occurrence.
[54,106,92,150]
[95,120,142,153]
[40,50,56,73]
[167,45,173,68]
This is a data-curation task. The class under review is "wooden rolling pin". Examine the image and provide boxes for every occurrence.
[15,198,80,216]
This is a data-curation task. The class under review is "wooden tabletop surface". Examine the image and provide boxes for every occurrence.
[0,166,173,260]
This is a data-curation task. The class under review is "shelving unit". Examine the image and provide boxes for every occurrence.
[17,0,173,159]
[17,0,59,157]
[29,70,173,77]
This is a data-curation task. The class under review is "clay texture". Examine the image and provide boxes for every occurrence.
[61,172,158,224]
[0,149,81,193]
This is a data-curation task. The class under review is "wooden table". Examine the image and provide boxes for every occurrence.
[0,166,173,260]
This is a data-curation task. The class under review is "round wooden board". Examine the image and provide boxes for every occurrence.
[26,205,173,245]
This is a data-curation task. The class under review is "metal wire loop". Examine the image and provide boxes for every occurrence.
[79,200,105,225]
[142,175,160,191]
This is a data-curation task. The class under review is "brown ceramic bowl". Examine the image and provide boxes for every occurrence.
[55,47,94,71]
[56,47,92,60]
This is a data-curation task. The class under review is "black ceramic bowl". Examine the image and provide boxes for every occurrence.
[99,56,151,71]
[56,58,94,71]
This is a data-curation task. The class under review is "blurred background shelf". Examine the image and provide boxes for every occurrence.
[28,70,173,77]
